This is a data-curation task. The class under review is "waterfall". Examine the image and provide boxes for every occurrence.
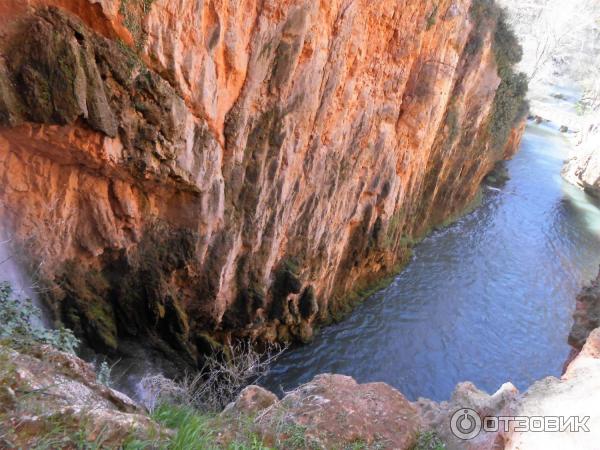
[0,228,49,327]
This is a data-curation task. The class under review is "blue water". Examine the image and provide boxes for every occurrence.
[261,123,600,401]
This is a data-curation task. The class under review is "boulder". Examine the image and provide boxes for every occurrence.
[415,381,519,450]
[254,374,421,449]
[0,344,165,448]
[222,385,278,416]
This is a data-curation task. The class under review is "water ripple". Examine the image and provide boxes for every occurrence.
[261,125,600,401]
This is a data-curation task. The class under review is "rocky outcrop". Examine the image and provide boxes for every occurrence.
[562,119,600,197]
[411,327,600,450]
[415,381,519,450]
[252,374,421,449]
[6,327,600,449]
[503,328,600,450]
[569,268,600,351]
[223,328,600,449]
[0,0,527,361]
[0,343,164,448]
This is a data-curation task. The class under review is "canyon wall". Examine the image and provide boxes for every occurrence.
[0,0,526,364]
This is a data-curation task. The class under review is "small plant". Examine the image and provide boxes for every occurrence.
[147,403,272,450]
[0,282,79,354]
[151,404,214,449]
[140,341,287,412]
[96,361,114,388]
[426,3,439,30]
[282,423,309,449]
[119,0,155,51]
[345,439,368,450]
[412,430,446,450]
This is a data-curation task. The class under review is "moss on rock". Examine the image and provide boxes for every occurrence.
[58,262,118,353]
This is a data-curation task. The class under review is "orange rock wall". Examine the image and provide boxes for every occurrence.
[0,0,524,360]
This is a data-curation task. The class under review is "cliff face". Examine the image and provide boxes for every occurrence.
[0,0,525,362]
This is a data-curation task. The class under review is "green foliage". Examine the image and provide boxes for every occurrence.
[143,404,215,449]
[469,0,529,150]
[426,3,439,30]
[0,282,79,354]
[411,431,446,450]
[119,0,155,50]
[469,0,499,24]
[489,71,529,149]
[149,404,272,450]
[96,361,113,388]
[492,9,523,71]
[282,423,309,449]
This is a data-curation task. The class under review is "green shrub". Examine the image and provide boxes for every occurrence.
[412,430,446,450]
[148,404,272,450]
[469,0,529,150]
[426,3,439,30]
[0,281,79,354]
[489,70,529,149]
[493,9,523,70]
[489,9,529,149]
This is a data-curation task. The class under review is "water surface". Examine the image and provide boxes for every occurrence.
[261,123,600,401]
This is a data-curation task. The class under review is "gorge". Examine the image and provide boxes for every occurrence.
[3,0,600,449]
[0,0,527,364]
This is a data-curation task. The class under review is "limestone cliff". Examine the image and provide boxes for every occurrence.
[0,0,527,363]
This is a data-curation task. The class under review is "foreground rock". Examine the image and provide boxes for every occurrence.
[253,374,421,449]
[416,381,519,449]
[568,268,600,351]
[4,328,600,449]
[223,326,600,449]
[503,328,600,449]
[410,329,600,449]
[562,120,600,197]
[0,344,163,448]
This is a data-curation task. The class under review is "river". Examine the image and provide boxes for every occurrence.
[260,122,600,401]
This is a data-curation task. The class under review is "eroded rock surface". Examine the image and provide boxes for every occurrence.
[503,328,600,449]
[250,374,422,449]
[569,268,600,351]
[4,328,600,449]
[562,121,600,198]
[0,0,527,360]
[0,344,163,448]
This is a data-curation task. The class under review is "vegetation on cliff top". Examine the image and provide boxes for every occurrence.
[470,0,529,150]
